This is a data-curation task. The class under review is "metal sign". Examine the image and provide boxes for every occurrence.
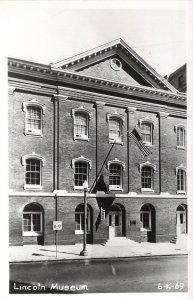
[53,221,62,230]
[101,208,106,221]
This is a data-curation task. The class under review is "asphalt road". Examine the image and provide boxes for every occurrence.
[9,255,187,293]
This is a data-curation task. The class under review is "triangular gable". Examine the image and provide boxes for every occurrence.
[51,38,177,92]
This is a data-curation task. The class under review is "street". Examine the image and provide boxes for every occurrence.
[9,255,187,293]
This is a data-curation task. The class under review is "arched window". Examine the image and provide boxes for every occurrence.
[140,204,151,230]
[72,156,92,189]
[22,99,45,136]
[72,107,91,140]
[107,159,125,191]
[176,168,186,193]
[21,153,45,189]
[75,204,90,234]
[22,203,43,236]
[107,113,124,144]
[175,125,185,149]
[139,162,156,192]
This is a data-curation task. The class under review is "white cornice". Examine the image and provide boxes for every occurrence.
[8,59,186,105]
[50,67,186,103]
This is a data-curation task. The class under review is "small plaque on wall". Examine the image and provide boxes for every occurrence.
[130,220,136,226]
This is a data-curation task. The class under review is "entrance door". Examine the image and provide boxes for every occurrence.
[176,205,186,235]
[109,205,122,238]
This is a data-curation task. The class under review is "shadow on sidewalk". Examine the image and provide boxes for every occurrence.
[39,249,80,256]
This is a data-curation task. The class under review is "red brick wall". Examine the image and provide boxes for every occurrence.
[9,92,54,192]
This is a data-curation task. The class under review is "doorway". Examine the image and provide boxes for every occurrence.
[176,204,187,235]
[108,204,122,238]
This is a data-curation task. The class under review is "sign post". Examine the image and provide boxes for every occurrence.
[53,221,62,258]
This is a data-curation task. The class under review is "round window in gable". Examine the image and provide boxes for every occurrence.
[110,58,122,71]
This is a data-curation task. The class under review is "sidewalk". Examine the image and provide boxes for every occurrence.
[10,236,188,263]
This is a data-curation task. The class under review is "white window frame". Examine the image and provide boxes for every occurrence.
[139,118,154,146]
[176,165,186,194]
[22,99,45,137]
[75,207,91,235]
[21,152,45,190]
[22,211,43,236]
[71,106,91,141]
[107,158,125,191]
[72,156,92,190]
[107,113,125,145]
[175,124,186,150]
[140,205,151,231]
[139,162,156,192]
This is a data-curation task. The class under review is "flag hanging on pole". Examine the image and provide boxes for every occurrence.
[129,126,152,157]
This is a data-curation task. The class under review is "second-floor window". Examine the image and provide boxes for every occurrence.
[177,169,186,193]
[109,163,122,190]
[21,152,45,190]
[141,166,154,191]
[26,158,41,188]
[74,161,88,188]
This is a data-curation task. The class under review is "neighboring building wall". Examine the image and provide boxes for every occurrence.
[168,64,186,92]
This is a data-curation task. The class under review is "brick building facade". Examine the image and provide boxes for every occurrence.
[8,39,187,246]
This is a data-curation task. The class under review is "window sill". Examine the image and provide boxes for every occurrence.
[74,186,90,191]
[177,191,186,195]
[24,185,42,190]
[176,146,185,150]
[141,188,154,193]
[109,140,123,145]
[23,232,43,237]
[25,131,43,137]
[75,230,90,235]
[109,186,123,192]
[143,142,154,147]
[74,136,89,141]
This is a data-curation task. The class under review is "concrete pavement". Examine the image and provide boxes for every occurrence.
[10,235,188,263]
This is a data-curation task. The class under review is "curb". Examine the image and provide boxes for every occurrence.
[9,253,188,264]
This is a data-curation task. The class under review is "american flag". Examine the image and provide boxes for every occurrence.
[129,126,152,157]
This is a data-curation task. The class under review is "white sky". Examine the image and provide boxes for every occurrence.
[0,1,188,77]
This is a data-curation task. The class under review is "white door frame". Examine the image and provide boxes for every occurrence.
[176,205,186,235]
[108,205,122,238]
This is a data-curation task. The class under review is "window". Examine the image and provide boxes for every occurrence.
[139,162,156,192]
[109,117,122,143]
[107,159,125,191]
[140,204,151,230]
[177,127,185,148]
[21,152,45,190]
[75,204,90,234]
[72,156,92,190]
[177,169,186,193]
[109,164,122,190]
[72,107,91,140]
[74,112,88,138]
[74,161,88,188]
[22,203,43,236]
[140,122,153,145]
[107,113,124,144]
[141,166,153,190]
[22,99,45,136]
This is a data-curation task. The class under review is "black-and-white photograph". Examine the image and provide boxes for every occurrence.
[0,0,192,298]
